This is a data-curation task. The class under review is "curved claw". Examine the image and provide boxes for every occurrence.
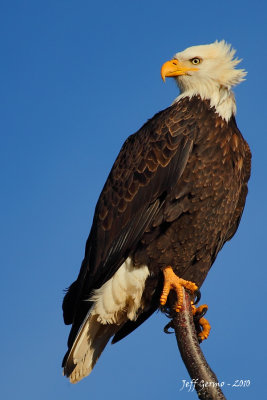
[193,289,201,305]
[193,306,208,322]
[192,304,210,342]
[164,321,174,334]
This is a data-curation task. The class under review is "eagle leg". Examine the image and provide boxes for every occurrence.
[192,304,211,342]
[160,266,198,312]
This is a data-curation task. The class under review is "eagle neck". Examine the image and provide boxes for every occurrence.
[173,85,236,122]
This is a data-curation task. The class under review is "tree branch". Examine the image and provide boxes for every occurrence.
[170,290,226,399]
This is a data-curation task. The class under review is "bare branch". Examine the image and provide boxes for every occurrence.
[170,290,226,399]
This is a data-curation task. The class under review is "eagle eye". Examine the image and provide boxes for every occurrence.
[191,58,201,65]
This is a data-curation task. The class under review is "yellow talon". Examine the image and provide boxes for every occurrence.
[160,266,198,312]
[192,304,211,341]
[160,267,211,340]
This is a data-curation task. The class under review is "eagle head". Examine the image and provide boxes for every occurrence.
[161,40,247,121]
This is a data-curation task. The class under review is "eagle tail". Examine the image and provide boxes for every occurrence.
[63,310,118,383]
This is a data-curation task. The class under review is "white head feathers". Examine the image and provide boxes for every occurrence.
[172,40,246,121]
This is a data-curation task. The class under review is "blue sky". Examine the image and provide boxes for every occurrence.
[1,1,266,399]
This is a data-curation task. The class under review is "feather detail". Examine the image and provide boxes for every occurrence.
[64,313,118,383]
[63,258,149,382]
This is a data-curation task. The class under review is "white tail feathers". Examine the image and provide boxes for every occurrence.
[63,258,149,383]
[63,312,119,383]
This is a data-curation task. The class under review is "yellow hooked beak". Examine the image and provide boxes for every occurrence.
[161,59,199,82]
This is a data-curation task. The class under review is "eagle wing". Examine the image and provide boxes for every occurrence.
[63,100,200,340]
[225,140,251,242]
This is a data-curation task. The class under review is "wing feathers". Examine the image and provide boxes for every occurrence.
[63,99,196,355]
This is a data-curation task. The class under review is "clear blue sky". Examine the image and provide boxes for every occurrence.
[1,1,266,399]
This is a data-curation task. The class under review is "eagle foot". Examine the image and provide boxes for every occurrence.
[163,302,211,342]
[192,304,211,342]
[160,266,198,312]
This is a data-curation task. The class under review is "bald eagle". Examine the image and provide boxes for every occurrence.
[62,40,251,383]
